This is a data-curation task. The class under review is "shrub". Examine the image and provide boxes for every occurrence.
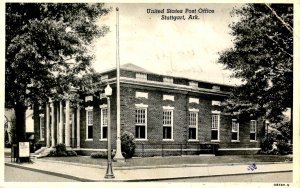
[48,143,77,157]
[90,150,116,158]
[121,131,135,159]
[5,130,9,146]
[67,150,77,156]
[91,152,104,158]
[277,121,292,142]
[260,132,278,153]
[277,141,292,155]
[56,143,66,153]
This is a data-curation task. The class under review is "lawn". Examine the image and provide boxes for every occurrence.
[42,155,292,167]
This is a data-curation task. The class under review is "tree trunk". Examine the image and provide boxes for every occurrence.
[14,103,27,142]
[291,107,293,144]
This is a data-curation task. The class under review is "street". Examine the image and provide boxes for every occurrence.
[158,172,292,182]
[5,165,79,182]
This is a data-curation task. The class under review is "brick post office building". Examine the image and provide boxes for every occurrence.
[34,63,264,156]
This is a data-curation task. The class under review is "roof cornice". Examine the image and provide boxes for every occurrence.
[103,77,230,97]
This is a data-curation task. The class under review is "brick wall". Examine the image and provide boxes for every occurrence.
[77,82,263,155]
[79,87,118,149]
[218,116,263,149]
[33,70,264,156]
[120,84,189,144]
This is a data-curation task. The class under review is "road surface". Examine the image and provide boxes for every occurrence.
[158,171,292,182]
[5,165,79,182]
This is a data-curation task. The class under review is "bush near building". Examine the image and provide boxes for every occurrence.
[121,131,136,159]
[260,120,292,155]
[90,150,116,159]
[48,143,77,157]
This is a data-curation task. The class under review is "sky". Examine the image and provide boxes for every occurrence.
[91,3,243,85]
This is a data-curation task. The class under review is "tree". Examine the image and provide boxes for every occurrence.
[218,4,293,123]
[5,3,110,142]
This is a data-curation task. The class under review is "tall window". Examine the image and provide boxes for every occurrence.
[232,119,239,141]
[250,120,257,141]
[39,115,45,141]
[188,111,198,140]
[211,114,220,141]
[163,77,173,83]
[135,108,147,139]
[136,73,147,80]
[101,108,108,140]
[163,110,173,140]
[86,109,93,140]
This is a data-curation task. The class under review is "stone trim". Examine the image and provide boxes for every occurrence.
[135,103,149,108]
[189,108,199,112]
[136,91,148,99]
[99,104,108,109]
[163,95,174,101]
[163,106,174,110]
[189,97,199,104]
[212,100,221,106]
[85,96,93,102]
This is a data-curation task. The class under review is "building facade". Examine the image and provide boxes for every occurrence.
[34,64,264,156]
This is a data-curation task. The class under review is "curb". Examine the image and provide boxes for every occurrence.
[5,162,292,182]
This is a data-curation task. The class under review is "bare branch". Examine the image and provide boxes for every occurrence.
[265,4,293,35]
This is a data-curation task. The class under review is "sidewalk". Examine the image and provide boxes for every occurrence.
[4,157,293,182]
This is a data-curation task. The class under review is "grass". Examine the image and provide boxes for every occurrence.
[4,147,292,167]
[42,155,293,167]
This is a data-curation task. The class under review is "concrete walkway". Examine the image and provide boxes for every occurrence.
[4,157,292,182]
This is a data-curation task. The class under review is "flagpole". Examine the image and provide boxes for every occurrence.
[114,7,125,162]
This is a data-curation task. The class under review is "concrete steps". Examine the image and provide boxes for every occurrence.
[33,147,55,158]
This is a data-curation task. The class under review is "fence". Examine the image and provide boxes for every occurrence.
[134,143,219,157]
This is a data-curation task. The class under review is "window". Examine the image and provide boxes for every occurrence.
[250,120,257,141]
[232,119,239,141]
[86,109,93,140]
[163,110,173,140]
[39,115,45,141]
[101,108,108,140]
[135,108,147,139]
[136,73,147,80]
[189,81,198,87]
[211,114,220,141]
[163,77,173,83]
[188,111,198,140]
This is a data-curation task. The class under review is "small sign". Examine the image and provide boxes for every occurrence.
[19,142,30,157]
